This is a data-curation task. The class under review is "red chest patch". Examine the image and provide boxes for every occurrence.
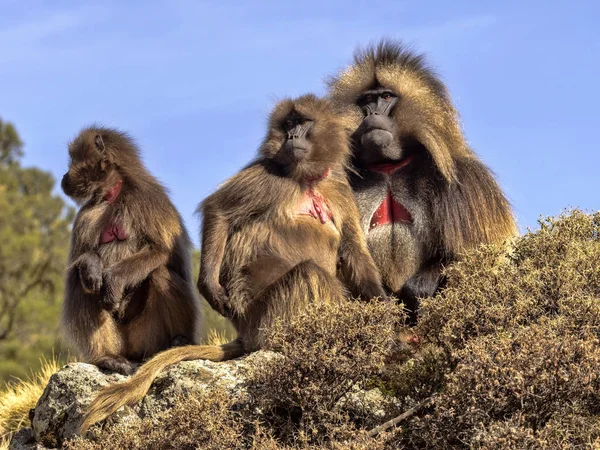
[297,168,333,225]
[366,157,413,231]
[369,192,411,230]
[298,190,333,224]
[99,180,128,244]
[101,222,128,244]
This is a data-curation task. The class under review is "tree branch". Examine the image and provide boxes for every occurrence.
[366,394,437,438]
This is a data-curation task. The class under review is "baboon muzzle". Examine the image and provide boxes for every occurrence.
[285,138,310,161]
[361,114,395,150]
[286,122,312,161]
[61,173,72,195]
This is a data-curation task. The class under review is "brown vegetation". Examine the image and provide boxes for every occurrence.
[67,210,600,449]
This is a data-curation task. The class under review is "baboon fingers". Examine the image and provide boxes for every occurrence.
[93,355,136,376]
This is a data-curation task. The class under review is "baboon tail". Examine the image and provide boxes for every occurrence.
[78,338,244,434]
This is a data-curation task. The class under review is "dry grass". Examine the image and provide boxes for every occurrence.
[203,328,231,346]
[0,355,62,447]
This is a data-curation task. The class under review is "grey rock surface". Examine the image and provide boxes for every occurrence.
[9,352,273,448]
[9,351,391,448]
[8,428,49,450]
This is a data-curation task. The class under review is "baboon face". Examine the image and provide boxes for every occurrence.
[273,112,316,168]
[352,85,404,164]
[61,133,114,202]
[261,95,349,180]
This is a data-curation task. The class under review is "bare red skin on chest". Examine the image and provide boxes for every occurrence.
[99,180,129,244]
[366,157,414,231]
[296,169,334,225]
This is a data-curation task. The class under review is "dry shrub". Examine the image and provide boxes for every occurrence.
[247,300,403,446]
[418,209,600,349]
[67,210,600,449]
[389,210,600,449]
[66,389,254,450]
[66,300,402,450]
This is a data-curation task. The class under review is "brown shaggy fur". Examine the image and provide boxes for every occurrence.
[61,126,201,376]
[327,40,517,316]
[78,95,385,434]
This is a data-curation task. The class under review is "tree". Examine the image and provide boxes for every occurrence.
[0,118,73,380]
[0,119,23,165]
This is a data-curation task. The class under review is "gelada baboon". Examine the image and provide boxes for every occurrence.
[61,126,200,376]
[79,95,385,433]
[327,40,516,318]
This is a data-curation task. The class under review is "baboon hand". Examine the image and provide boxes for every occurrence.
[79,254,103,294]
[100,269,125,312]
[95,355,136,375]
[203,281,233,317]
[360,281,388,301]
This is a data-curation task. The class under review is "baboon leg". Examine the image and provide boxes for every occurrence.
[125,266,200,361]
[62,274,130,373]
[226,256,296,318]
[398,262,444,324]
[171,335,192,347]
[240,260,346,351]
[87,314,132,374]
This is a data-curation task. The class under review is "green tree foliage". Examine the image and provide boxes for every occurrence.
[0,119,23,165]
[0,118,74,381]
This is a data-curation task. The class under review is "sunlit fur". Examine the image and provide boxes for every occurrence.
[327,40,517,311]
[79,96,384,434]
[259,94,350,180]
[62,126,201,376]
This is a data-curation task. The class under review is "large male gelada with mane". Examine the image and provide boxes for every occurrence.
[328,40,516,318]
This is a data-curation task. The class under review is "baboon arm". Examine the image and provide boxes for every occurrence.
[199,209,228,286]
[69,252,103,293]
[105,247,169,290]
[198,209,231,315]
[69,251,99,271]
[339,211,386,300]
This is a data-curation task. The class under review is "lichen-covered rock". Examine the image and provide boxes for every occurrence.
[30,363,126,448]
[137,351,267,418]
[10,352,291,449]
[338,387,391,422]
[8,428,49,450]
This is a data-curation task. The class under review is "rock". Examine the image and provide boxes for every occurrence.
[10,352,275,448]
[9,351,393,448]
[8,428,49,450]
[30,362,126,448]
[338,387,390,422]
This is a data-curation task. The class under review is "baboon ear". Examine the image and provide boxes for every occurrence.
[94,134,106,153]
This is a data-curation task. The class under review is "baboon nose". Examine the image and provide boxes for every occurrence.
[61,174,70,192]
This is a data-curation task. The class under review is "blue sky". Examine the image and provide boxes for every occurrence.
[1,0,598,245]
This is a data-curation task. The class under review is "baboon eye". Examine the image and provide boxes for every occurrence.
[363,94,373,103]
[285,119,295,129]
[382,93,393,101]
